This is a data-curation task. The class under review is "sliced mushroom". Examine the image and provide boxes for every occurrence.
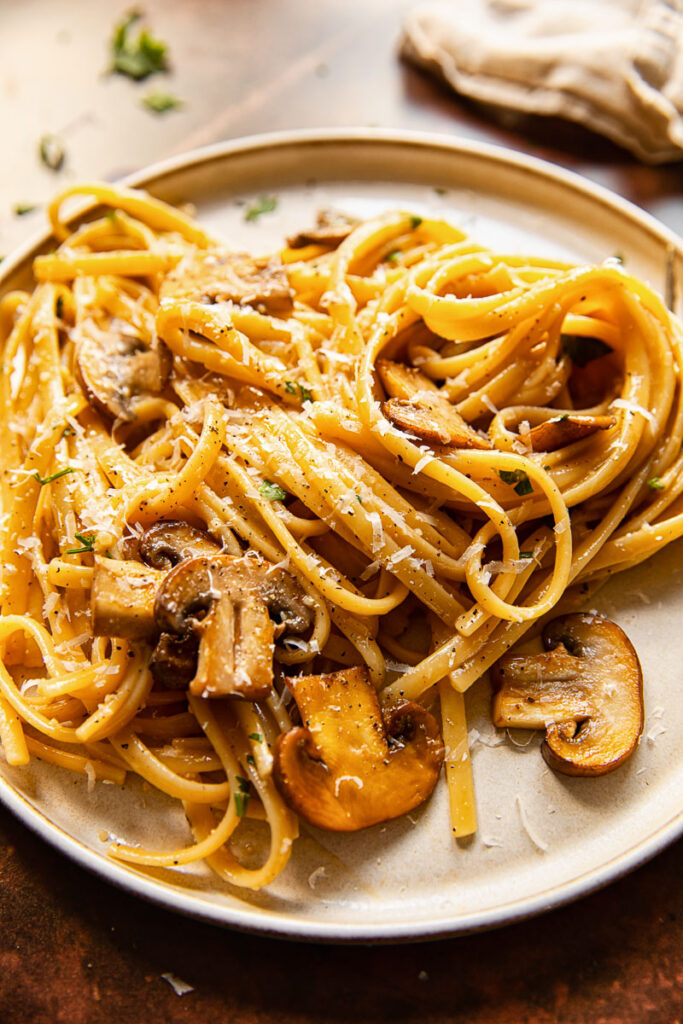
[149,633,199,690]
[378,358,491,450]
[527,414,616,452]
[154,554,313,699]
[91,556,166,639]
[139,520,221,570]
[160,249,293,315]
[76,325,171,422]
[273,666,444,831]
[287,209,357,249]
[491,613,644,776]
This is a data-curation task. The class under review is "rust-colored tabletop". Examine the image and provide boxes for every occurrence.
[1,2,681,1022]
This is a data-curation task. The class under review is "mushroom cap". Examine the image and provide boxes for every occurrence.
[139,520,221,570]
[154,553,313,700]
[492,613,644,777]
[273,666,444,831]
[76,327,171,422]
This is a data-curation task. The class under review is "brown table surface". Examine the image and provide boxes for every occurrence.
[1,2,682,1021]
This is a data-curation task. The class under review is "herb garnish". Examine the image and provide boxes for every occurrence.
[561,334,612,368]
[499,469,533,496]
[647,477,666,491]
[383,249,401,264]
[39,134,65,172]
[284,380,313,403]
[410,216,423,229]
[13,203,37,216]
[66,533,96,555]
[519,551,534,559]
[56,295,64,319]
[142,90,182,113]
[110,10,169,81]
[259,480,287,502]
[248,732,263,742]
[244,195,277,222]
[32,467,76,486]
[246,754,256,767]
[234,775,251,817]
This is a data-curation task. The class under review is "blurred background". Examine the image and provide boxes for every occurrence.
[2,0,682,258]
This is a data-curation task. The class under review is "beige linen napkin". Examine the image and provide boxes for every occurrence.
[401,0,683,163]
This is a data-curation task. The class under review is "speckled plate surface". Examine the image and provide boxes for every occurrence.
[1,129,681,942]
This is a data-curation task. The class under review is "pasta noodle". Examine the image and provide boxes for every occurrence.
[0,182,681,888]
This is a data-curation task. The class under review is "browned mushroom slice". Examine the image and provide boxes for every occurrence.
[139,520,221,570]
[273,666,444,831]
[527,414,616,452]
[384,397,492,450]
[491,613,644,777]
[287,209,358,249]
[160,249,293,315]
[376,359,440,400]
[91,557,166,639]
[76,327,171,422]
[378,358,491,450]
[154,554,313,700]
[149,633,199,690]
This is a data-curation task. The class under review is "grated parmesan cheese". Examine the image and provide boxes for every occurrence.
[515,794,548,852]
[611,398,657,426]
[161,973,194,997]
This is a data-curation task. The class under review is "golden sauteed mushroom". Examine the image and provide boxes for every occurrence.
[491,613,644,777]
[273,666,445,831]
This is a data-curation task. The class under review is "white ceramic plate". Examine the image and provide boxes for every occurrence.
[1,129,682,942]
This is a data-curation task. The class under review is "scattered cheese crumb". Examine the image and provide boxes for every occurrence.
[161,973,194,997]
[515,794,548,852]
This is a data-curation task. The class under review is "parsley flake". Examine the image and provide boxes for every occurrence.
[32,467,76,486]
[259,480,287,502]
[248,732,263,742]
[244,195,277,222]
[110,10,169,81]
[142,90,182,114]
[234,792,250,817]
[499,469,533,496]
[13,202,37,216]
[519,551,534,559]
[66,533,96,555]
[284,380,313,403]
[410,215,423,229]
[39,134,65,172]
[246,754,256,767]
[647,477,666,491]
[383,249,401,264]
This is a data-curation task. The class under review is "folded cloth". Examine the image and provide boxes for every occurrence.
[401,0,683,163]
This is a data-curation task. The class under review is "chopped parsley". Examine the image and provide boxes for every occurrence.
[647,477,666,491]
[259,480,287,502]
[234,792,250,817]
[110,10,169,81]
[284,380,313,403]
[39,134,65,172]
[409,215,423,229]
[499,468,533,496]
[234,775,251,817]
[519,551,534,559]
[32,467,76,486]
[66,533,96,555]
[383,249,401,264]
[142,90,182,113]
[248,732,263,742]
[56,295,64,319]
[61,425,73,437]
[244,195,277,222]
[13,202,37,216]
[245,754,256,767]
[356,494,363,504]
[561,334,612,368]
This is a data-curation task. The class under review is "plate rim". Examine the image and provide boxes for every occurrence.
[0,127,681,942]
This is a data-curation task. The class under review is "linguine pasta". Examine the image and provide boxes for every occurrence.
[0,182,682,889]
